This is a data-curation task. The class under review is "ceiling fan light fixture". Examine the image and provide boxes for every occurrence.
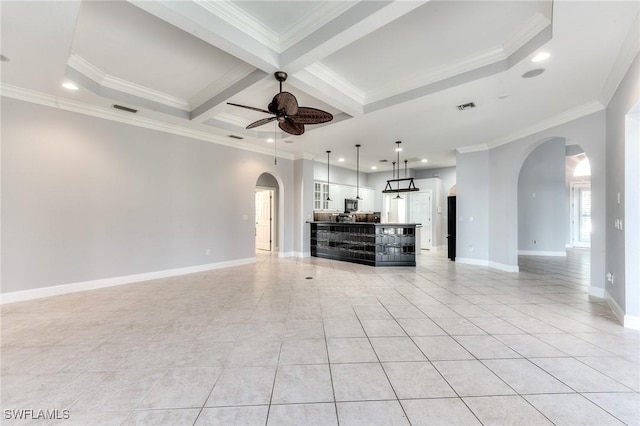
[227,71,333,136]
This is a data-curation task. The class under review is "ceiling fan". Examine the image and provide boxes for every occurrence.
[227,71,333,136]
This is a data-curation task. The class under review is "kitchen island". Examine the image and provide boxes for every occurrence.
[309,222,419,267]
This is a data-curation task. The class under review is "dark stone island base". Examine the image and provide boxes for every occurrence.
[309,222,418,267]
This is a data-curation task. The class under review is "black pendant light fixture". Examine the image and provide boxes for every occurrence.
[383,140,420,195]
[394,141,402,199]
[355,144,362,200]
[326,150,332,202]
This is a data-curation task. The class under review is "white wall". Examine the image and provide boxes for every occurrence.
[1,98,295,295]
[605,52,640,324]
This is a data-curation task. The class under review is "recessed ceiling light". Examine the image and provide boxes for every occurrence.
[421,159,428,163]
[266,138,274,143]
[531,52,550,63]
[62,82,79,91]
[522,68,545,79]
[371,166,377,170]
[338,158,345,162]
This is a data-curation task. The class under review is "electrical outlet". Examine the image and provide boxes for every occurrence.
[607,272,615,284]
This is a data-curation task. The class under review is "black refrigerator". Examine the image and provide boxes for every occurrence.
[447,196,456,261]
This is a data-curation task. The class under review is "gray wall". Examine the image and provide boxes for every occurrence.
[456,150,490,262]
[2,98,295,294]
[313,160,370,188]
[456,112,606,280]
[606,52,640,316]
[518,138,567,253]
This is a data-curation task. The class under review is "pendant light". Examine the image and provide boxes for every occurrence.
[326,150,332,201]
[355,144,362,200]
[394,141,403,199]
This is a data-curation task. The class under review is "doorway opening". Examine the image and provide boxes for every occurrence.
[567,149,591,249]
[255,173,279,253]
[410,191,433,250]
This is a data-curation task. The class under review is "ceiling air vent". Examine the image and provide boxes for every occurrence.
[228,135,244,140]
[113,104,137,113]
[457,102,476,111]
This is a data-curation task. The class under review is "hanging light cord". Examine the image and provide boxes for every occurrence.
[274,121,278,165]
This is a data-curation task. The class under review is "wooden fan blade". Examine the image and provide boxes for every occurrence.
[246,116,277,129]
[279,119,305,135]
[289,107,333,124]
[227,102,273,115]
[271,92,299,116]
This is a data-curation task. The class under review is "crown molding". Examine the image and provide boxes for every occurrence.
[598,12,640,106]
[306,62,366,105]
[188,62,255,109]
[455,100,606,154]
[67,54,190,111]
[486,100,605,149]
[197,0,280,52]
[502,6,551,57]
[279,2,358,52]
[1,83,295,161]
[456,144,489,154]
[366,47,506,104]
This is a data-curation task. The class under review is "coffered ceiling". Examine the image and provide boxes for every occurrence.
[1,1,638,172]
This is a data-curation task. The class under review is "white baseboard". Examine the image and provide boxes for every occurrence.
[456,257,519,273]
[278,251,304,258]
[0,257,256,304]
[624,314,640,330]
[518,250,567,257]
[488,261,520,272]
[590,287,640,330]
[588,286,606,298]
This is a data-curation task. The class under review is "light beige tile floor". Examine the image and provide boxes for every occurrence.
[1,248,639,425]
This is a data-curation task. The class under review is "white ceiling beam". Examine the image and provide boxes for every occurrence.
[127,0,279,72]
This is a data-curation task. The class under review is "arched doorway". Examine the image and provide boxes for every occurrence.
[517,138,591,282]
[255,173,279,252]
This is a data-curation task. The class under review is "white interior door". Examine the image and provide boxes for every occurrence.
[411,191,432,249]
[255,189,274,251]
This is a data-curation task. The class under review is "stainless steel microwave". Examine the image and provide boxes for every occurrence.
[344,198,358,213]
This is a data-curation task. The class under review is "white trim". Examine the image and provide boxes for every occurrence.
[456,257,519,272]
[278,251,298,258]
[0,84,296,161]
[624,314,640,330]
[456,144,489,154]
[597,289,640,330]
[598,13,640,106]
[518,250,567,257]
[488,261,520,272]
[456,101,605,153]
[0,258,256,305]
[456,257,489,267]
[67,54,190,111]
[588,285,606,298]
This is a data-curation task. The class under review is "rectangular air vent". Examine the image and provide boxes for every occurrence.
[228,135,244,140]
[457,102,476,111]
[113,104,137,113]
